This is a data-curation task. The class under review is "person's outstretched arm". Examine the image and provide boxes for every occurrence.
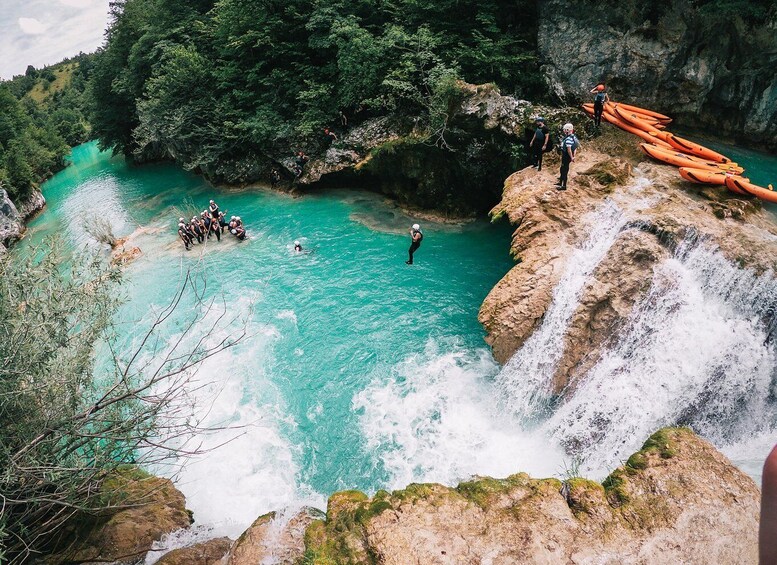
[761,444,777,564]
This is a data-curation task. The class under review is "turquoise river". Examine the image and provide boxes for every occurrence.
[18,140,777,542]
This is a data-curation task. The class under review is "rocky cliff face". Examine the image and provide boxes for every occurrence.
[0,187,46,251]
[479,126,777,398]
[538,0,777,151]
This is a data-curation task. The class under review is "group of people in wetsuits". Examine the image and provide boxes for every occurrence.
[176,199,246,250]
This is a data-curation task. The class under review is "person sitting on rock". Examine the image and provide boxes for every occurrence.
[556,123,579,191]
[590,83,609,127]
[530,117,550,171]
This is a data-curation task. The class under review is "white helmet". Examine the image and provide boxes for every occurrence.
[563,123,574,133]
[210,200,215,204]
[231,216,236,220]
[412,223,420,230]
[294,240,300,246]
[178,217,184,222]
[231,229,237,235]
[178,223,185,228]
[236,216,241,221]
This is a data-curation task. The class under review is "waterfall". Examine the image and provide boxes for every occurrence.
[496,210,777,477]
[496,201,627,420]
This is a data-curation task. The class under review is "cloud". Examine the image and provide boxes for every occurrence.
[18,17,48,35]
[59,0,93,8]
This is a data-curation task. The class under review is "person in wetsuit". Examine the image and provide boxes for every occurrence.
[178,222,193,250]
[231,225,246,240]
[294,240,302,252]
[210,214,221,241]
[406,223,423,265]
[590,83,609,127]
[191,217,204,243]
[556,123,579,191]
[293,151,309,178]
[530,117,550,171]
[209,199,220,218]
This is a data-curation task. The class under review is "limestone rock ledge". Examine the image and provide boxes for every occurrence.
[0,187,46,250]
[479,127,777,394]
[301,428,758,564]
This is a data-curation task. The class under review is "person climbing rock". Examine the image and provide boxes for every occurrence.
[556,123,579,191]
[406,223,423,265]
[530,117,550,171]
[339,110,348,130]
[590,83,609,127]
[293,151,309,179]
[270,167,281,188]
[323,128,338,143]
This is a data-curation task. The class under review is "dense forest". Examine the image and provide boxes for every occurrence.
[0,54,93,203]
[89,0,542,186]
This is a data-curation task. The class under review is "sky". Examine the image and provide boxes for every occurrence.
[0,0,111,80]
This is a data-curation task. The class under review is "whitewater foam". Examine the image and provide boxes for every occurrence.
[355,339,564,490]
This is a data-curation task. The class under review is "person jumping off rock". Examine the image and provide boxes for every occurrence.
[556,123,579,191]
[590,83,609,127]
[406,223,423,265]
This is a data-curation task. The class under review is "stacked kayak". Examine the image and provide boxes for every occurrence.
[582,100,777,203]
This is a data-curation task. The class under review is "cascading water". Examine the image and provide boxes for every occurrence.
[495,201,627,419]
[495,198,777,479]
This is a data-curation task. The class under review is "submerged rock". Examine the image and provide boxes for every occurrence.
[301,428,758,564]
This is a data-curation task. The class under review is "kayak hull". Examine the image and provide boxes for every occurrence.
[724,177,777,203]
[603,112,674,149]
[666,134,731,164]
[640,144,743,173]
[678,167,748,186]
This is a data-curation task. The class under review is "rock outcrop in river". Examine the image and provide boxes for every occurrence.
[0,187,46,251]
[479,127,777,397]
[537,0,777,152]
[79,429,757,564]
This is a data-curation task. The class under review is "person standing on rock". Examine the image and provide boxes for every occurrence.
[530,117,550,171]
[406,223,423,265]
[556,123,579,191]
[590,83,609,127]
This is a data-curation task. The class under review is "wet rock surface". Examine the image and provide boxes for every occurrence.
[480,127,777,397]
[155,537,232,565]
[301,429,758,564]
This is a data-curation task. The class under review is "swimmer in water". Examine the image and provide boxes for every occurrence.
[294,240,302,252]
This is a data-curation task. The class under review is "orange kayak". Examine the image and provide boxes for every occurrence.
[612,106,672,141]
[583,102,666,129]
[640,144,744,174]
[607,103,666,127]
[679,167,748,186]
[613,102,672,123]
[665,134,731,164]
[642,144,743,173]
[724,177,777,203]
[603,112,674,149]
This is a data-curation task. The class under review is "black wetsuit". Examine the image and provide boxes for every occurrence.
[593,91,606,127]
[210,218,221,241]
[209,204,220,218]
[407,230,423,264]
[178,227,192,249]
[531,126,548,170]
[558,134,577,190]
[191,222,204,243]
